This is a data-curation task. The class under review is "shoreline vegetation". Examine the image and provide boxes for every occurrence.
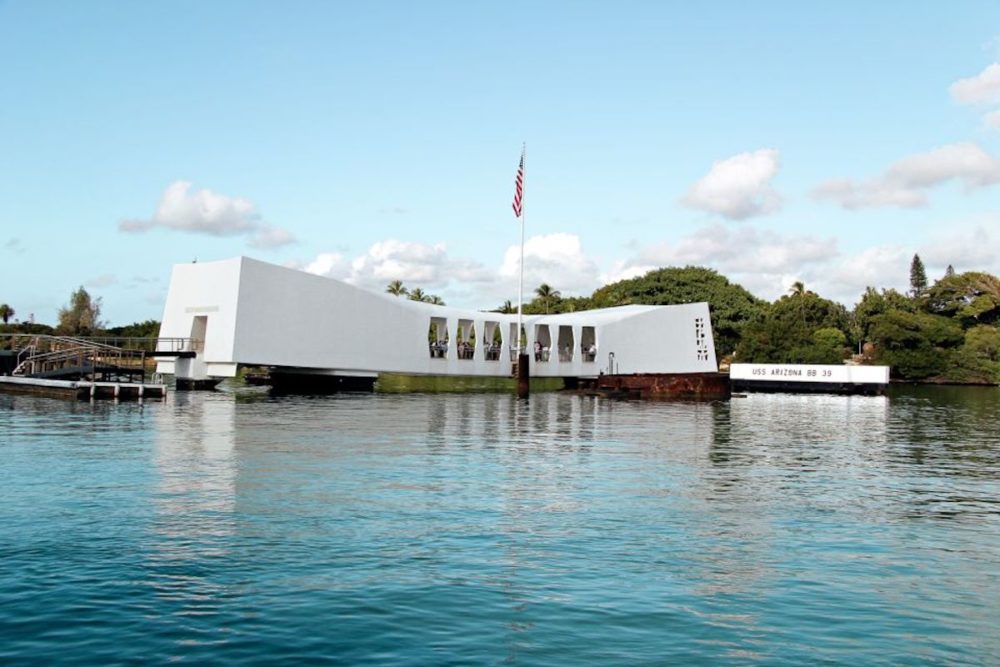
[4,256,999,386]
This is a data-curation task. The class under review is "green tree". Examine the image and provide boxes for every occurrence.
[105,319,161,338]
[534,283,561,314]
[56,287,104,335]
[494,300,516,314]
[910,254,928,296]
[403,287,443,304]
[736,291,849,364]
[926,271,1000,326]
[945,264,956,278]
[591,266,765,357]
[851,287,915,345]
[0,322,53,336]
[812,327,848,352]
[868,310,963,379]
[949,325,1000,384]
[0,304,13,324]
[557,295,590,313]
[386,280,408,297]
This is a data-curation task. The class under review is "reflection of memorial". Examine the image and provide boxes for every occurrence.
[423,393,603,660]
[425,393,600,449]
[726,392,890,463]
[147,393,236,598]
[692,392,891,604]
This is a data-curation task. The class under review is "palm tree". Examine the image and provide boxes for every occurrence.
[535,283,561,314]
[408,287,427,302]
[427,295,445,306]
[386,280,408,297]
[0,304,13,324]
[788,281,806,297]
[496,300,515,314]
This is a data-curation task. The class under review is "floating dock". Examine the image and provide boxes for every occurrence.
[0,376,167,401]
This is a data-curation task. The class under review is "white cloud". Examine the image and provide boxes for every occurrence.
[681,149,782,220]
[85,273,118,288]
[823,245,912,304]
[125,275,160,290]
[304,239,493,295]
[985,109,1000,130]
[303,252,349,279]
[949,63,1000,129]
[283,222,1000,313]
[822,229,999,306]
[620,225,834,277]
[921,224,1000,270]
[812,179,926,209]
[600,261,650,286]
[351,240,450,286]
[608,224,838,301]
[120,180,256,235]
[499,233,601,296]
[249,226,297,249]
[950,63,1000,104]
[119,180,296,248]
[889,143,1000,187]
[813,143,1000,209]
[783,226,1000,306]
[299,234,601,308]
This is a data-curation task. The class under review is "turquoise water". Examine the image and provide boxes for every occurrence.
[1,387,998,665]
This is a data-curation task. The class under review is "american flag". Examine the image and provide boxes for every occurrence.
[512,149,524,218]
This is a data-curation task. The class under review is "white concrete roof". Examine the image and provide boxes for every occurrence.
[158,256,720,380]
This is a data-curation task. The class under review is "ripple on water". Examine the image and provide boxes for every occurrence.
[0,387,998,664]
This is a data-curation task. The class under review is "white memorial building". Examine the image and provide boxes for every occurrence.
[156,257,719,385]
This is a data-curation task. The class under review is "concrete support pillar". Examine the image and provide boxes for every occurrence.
[517,353,530,398]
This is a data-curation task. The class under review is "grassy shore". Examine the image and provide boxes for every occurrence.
[376,374,565,393]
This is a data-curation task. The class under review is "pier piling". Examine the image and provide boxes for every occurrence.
[517,353,530,398]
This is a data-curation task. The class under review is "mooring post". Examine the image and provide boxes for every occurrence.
[517,352,530,398]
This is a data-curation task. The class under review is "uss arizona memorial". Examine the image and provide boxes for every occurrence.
[156,256,719,386]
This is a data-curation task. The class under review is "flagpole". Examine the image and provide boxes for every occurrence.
[513,143,529,398]
[517,143,525,357]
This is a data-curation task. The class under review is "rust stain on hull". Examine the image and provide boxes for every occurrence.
[577,372,731,400]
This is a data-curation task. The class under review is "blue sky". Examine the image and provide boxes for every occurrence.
[4,1,1000,326]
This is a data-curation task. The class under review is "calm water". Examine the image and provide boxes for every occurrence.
[1,385,999,665]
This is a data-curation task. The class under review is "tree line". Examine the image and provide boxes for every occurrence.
[460,255,999,384]
[0,287,160,339]
[6,256,999,383]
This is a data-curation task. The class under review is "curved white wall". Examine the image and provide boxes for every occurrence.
[158,257,719,379]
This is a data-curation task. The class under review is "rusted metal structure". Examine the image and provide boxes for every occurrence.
[578,372,731,400]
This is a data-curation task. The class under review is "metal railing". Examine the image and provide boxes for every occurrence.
[1,334,203,381]
[1,334,200,353]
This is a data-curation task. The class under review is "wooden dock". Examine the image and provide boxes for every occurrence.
[0,376,167,401]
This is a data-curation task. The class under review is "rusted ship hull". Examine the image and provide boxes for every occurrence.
[576,372,731,400]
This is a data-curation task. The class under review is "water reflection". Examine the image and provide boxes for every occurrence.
[146,392,237,629]
[887,386,1000,477]
[2,385,1000,663]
